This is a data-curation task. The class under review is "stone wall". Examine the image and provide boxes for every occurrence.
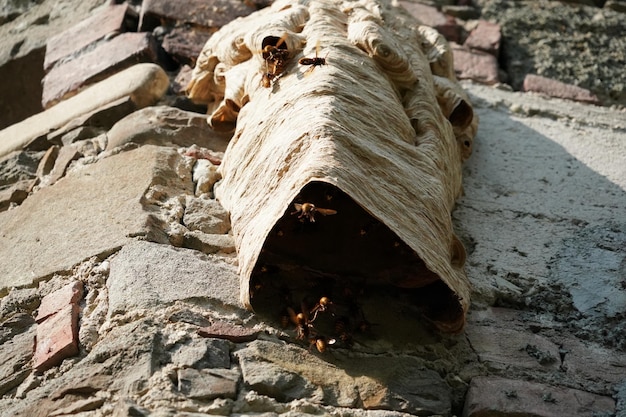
[0,0,625,416]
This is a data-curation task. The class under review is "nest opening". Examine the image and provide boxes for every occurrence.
[249,181,464,342]
[448,99,473,130]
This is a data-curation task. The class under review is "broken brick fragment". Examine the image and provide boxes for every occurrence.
[33,304,80,373]
[523,74,601,105]
[36,281,84,323]
[198,322,260,342]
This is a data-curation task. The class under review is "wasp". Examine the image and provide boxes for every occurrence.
[261,67,276,88]
[310,296,334,322]
[260,34,291,88]
[287,304,314,340]
[299,40,327,75]
[309,336,336,353]
[334,318,353,347]
[292,202,337,223]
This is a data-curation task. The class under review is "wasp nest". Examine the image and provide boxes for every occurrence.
[188,0,477,335]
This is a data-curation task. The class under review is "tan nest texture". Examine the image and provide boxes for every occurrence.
[187,0,478,333]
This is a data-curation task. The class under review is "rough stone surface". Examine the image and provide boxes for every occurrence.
[182,231,236,255]
[105,105,231,152]
[106,240,240,317]
[183,196,231,235]
[465,319,561,371]
[463,19,501,56]
[58,125,102,146]
[170,337,231,369]
[44,3,128,70]
[44,142,81,186]
[0,180,33,212]
[140,0,256,30]
[463,376,615,417]
[8,319,161,417]
[560,337,626,388]
[49,95,137,136]
[161,27,212,67]
[523,73,602,105]
[605,0,626,12]
[0,329,35,396]
[0,287,39,323]
[47,397,106,416]
[0,63,169,159]
[441,5,481,20]
[0,145,175,292]
[236,340,453,414]
[0,312,35,345]
[0,0,106,65]
[475,0,626,104]
[176,368,239,400]
[172,64,194,95]
[0,150,42,187]
[1,1,626,417]
[42,32,159,108]
[35,146,59,177]
[0,0,107,129]
[451,43,500,84]
[167,308,212,327]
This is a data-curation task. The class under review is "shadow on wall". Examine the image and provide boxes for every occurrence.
[0,46,45,130]
[452,96,626,350]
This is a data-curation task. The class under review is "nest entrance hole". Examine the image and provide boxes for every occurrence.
[250,182,464,343]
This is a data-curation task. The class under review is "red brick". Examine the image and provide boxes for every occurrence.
[162,27,212,67]
[34,304,80,372]
[451,43,499,85]
[140,0,256,30]
[463,20,501,57]
[42,33,159,108]
[198,322,260,342]
[399,1,462,43]
[522,74,601,105]
[44,4,129,71]
[36,281,84,323]
[463,376,615,417]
